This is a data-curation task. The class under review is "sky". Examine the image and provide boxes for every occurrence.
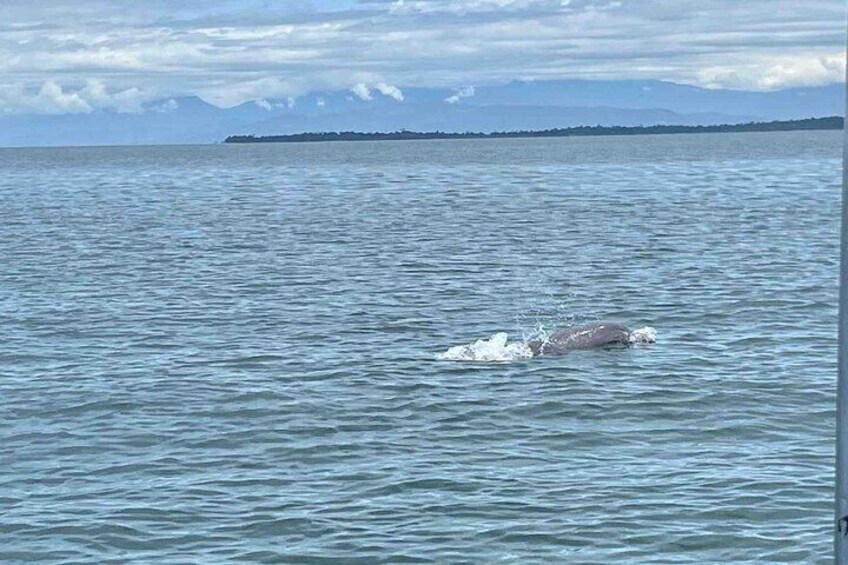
[1,0,845,113]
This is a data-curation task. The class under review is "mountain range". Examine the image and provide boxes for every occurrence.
[0,80,843,147]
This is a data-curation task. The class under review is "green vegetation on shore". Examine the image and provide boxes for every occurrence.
[224,116,843,144]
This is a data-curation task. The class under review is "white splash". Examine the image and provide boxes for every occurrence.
[629,326,657,345]
[437,332,533,362]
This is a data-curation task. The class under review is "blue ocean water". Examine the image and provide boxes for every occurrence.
[0,131,841,563]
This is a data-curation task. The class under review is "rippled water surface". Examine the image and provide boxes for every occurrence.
[0,132,841,563]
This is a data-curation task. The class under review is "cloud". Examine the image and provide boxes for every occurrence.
[255,96,297,110]
[699,53,846,91]
[150,99,178,113]
[762,54,845,91]
[0,79,153,114]
[0,0,844,112]
[351,83,372,100]
[387,0,572,15]
[79,79,146,113]
[445,85,475,103]
[199,77,299,107]
[375,82,404,101]
[351,82,404,101]
[33,81,92,114]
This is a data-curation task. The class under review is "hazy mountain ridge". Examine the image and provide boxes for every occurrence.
[0,80,842,147]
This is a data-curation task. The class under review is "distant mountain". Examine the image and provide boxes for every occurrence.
[0,80,842,147]
[454,80,846,118]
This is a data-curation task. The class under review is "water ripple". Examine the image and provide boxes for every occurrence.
[0,132,840,563]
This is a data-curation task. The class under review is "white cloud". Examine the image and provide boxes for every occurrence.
[352,82,404,101]
[0,79,155,114]
[150,99,178,113]
[199,77,298,108]
[375,82,404,101]
[351,83,372,100]
[758,54,844,90]
[445,85,475,103]
[34,81,92,114]
[316,97,325,107]
[255,96,297,110]
[388,0,568,15]
[79,79,146,113]
[699,52,845,90]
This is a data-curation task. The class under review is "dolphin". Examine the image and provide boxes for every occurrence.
[527,322,646,357]
[438,323,655,361]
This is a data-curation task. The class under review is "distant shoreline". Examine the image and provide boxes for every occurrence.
[224,116,843,144]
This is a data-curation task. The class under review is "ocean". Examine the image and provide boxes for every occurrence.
[0,131,841,563]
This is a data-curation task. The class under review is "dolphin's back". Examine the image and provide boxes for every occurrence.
[530,322,631,356]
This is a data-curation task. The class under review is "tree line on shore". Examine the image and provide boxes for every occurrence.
[224,116,843,144]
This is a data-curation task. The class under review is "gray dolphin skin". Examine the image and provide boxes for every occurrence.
[527,322,632,357]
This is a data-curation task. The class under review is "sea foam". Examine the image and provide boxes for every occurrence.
[629,326,657,345]
[437,332,533,362]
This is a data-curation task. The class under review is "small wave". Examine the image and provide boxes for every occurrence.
[629,326,657,345]
[437,332,533,362]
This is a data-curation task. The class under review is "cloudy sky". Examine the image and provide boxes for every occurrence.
[2,0,845,113]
